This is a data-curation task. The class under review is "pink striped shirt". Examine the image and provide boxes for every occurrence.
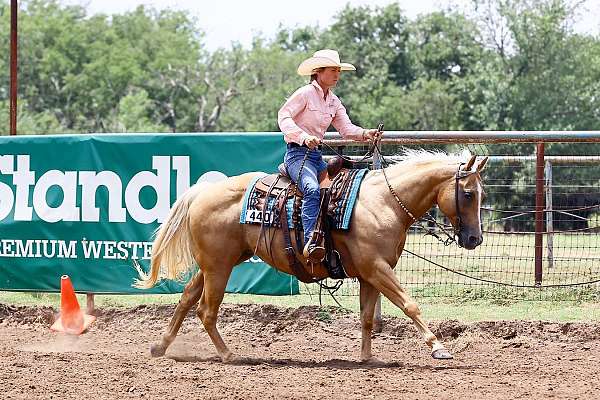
[278,81,366,145]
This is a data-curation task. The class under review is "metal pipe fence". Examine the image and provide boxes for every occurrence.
[320,132,600,301]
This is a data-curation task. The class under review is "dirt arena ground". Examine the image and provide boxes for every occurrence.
[1,303,599,400]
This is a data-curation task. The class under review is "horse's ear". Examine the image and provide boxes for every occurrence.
[476,156,489,172]
[464,155,477,171]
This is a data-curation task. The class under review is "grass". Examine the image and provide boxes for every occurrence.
[1,290,599,322]
[2,232,598,323]
[395,231,600,288]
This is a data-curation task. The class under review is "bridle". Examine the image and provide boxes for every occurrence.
[378,151,479,247]
[322,127,481,247]
[453,164,480,246]
[371,130,481,247]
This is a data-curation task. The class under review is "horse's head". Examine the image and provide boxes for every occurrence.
[437,155,488,250]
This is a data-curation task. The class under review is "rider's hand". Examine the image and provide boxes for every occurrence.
[362,129,381,141]
[304,135,321,149]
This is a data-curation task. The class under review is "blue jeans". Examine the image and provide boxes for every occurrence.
[284,146,327,244]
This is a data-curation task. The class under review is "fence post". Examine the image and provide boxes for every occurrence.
[535,143,545,285]
[545,160,554,269]
[10,0,18,135]
[86,293,96,315]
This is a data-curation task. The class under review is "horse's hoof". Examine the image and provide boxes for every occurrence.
[431,348,454,360]
[221,352,237,364]
[150,343,166,357]
[360,356,381,365]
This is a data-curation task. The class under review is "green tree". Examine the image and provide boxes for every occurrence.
[406,11,483,82]
[464,0,600,228]
[2,0,599,141]
[313,4,412,128]
[103,89,169,133]
[0,100,62,135]
[470,0,600,131]
[274,25,319,52]
[218,41,306,131]
[4,1,205,133]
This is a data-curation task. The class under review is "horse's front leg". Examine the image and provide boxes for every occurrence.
[365,261,453,360]
[358,279,380,362]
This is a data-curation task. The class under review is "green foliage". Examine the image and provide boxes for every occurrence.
[1,291,598,321]
[0,100,63,135]
[103,89,170,133]
[314,4,412,127]
[406,11,482,82]
[219,44,306,131]
[1,0,599,142]
[274,25,319,52]
[1,1,205,133]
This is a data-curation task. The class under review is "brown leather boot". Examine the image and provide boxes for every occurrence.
[303,231,325,263]
[303,242,325,263]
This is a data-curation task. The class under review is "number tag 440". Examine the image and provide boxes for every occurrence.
[245,209,276,224]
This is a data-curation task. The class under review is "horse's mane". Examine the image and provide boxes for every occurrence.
[395,148,472,165]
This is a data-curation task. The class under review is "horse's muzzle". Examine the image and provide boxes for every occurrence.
[459,233,483,250]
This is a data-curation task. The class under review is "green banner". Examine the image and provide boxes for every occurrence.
[0,133,299,295]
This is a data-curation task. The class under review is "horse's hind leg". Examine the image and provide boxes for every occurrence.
[150,271,205,357]
[196,267,235,362]
[359,279,380,362]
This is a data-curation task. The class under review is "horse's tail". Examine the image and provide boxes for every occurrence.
[134,183,206,289]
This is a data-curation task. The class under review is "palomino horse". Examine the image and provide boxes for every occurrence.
[136,149,488,362]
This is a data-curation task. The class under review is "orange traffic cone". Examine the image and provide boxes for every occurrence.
[50,275,96,335]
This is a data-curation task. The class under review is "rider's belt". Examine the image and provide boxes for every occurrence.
[287,142,322,150]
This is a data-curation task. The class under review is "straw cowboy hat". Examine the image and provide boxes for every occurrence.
[297,49,356,76]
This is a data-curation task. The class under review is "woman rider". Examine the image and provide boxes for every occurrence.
[278,49,380,263]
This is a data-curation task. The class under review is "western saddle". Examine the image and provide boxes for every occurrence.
[252,156,355,283]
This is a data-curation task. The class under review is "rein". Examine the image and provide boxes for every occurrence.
[320,121,383,163]
[323,132,463,246]
[373,141,461,246]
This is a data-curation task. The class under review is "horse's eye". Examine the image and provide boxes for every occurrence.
[464,192,473,200]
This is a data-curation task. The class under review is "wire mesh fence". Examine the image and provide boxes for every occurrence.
[320,139,600,301]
